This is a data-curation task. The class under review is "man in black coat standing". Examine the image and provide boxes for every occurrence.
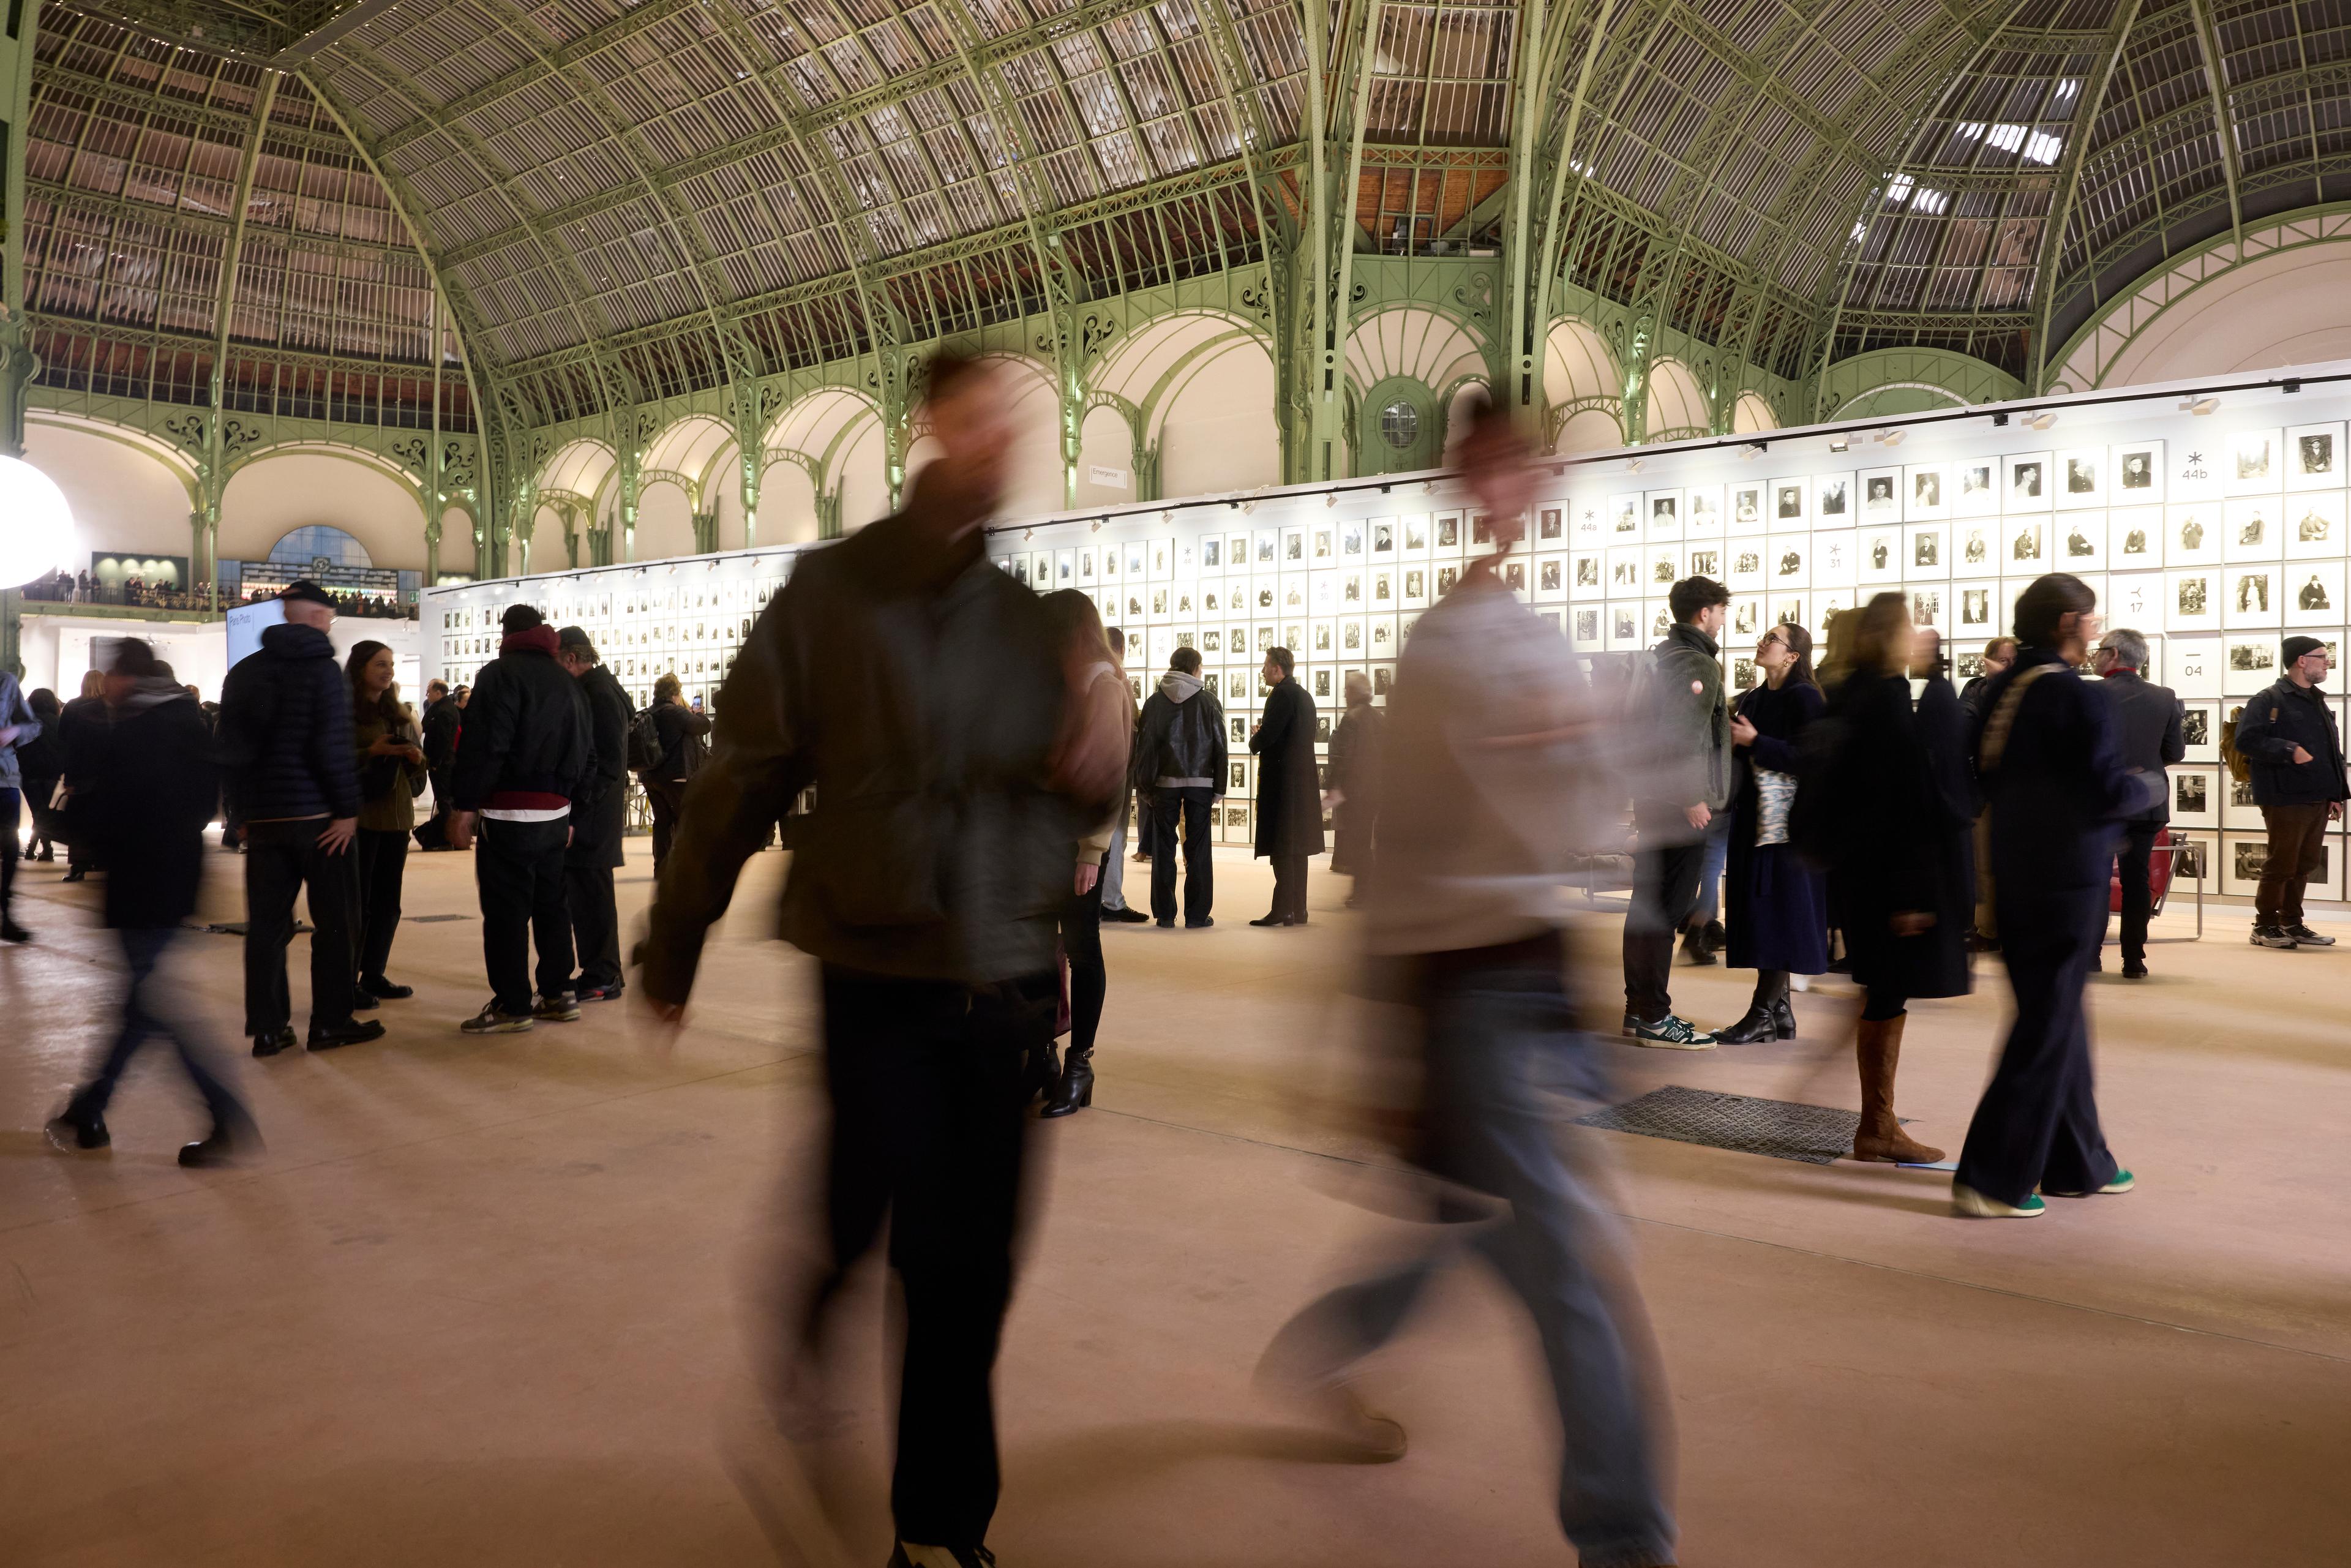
[217,579,380,1055]
[2233,634,2349,949]
[1955,574,2161,1219]
[1131,645,1227,927]
[2092,628,2184,977]
[48,639,257,1166]
[420,678,461,842]
[557,626,631,1003]
[447,603,595,1033]
[1250,645,1322,925]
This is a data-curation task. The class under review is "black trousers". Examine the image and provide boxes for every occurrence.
[566,860,621,990]
[646,776,686,877]
[24,776,62,857]
[354,827,410,984]
[1270,852,1310,921]
[1955,887,2118,1207]
[0,787,17,917]
[1060,857,1105,1054]
[475,816,576,1014]
[1622,836,1708,1022]
[73,926,252,1136]
[2110,820,2160,964]
[1149,786,1215,924]
[242,817,360,1037]
[806,964,1049,1550]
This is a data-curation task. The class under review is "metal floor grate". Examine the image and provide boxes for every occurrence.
[1574,1084,1864,1165]
[406,914,471,923]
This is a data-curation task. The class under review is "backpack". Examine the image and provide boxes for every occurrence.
[2219,705,2255,786]
[626,707,664,773]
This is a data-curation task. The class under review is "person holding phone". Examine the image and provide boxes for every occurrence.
[347,640,428,1006]
[643,672,711,879]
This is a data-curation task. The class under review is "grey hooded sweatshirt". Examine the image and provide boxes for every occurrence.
[1132,668,1229,792]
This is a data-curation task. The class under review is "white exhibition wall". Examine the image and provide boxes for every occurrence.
[425,358,2351,895]
[17,611,419,705]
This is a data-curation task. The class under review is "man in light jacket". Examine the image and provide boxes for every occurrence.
[0,666,40,943]
[1621,574,1733,1047]
[1131,646,1227,927]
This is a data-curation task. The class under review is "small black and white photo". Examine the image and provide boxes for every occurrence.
[1539,509,1561,540]
[1438,515,1458,547]
[2177,774,2208,815]
[1818,478,1848,517]
[1962,588,1989,625]
[2301,432,2336,476]
[1576,557,1599,587]
[2229,641,2274,672]
[1542,560,1562,592]
[2067,456,2098,495]
[2178,577,2208,615]
[1778,484,1805,519]
[1575,608,1600,643]
[1914,471,1941,508]
[1865,476,1894,509]
[2183,707,2210,746]
[1374,521,1395,552]
[1960,463,1992,496]
[2012,459,2043,500]
[1914,533,1939,566]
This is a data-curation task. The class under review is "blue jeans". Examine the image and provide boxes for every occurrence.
[1693,809,1730,926]
[1269,937,1674,1566]
[1100,803,1130,912]
[72,926,253,1136]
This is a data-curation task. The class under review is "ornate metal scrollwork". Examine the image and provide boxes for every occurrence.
[160,413,208,452]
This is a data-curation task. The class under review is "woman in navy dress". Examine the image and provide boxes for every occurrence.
[1714,622,1830,1042]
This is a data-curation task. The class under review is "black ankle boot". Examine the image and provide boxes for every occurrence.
[1680,927,1717,966]
[1041,1048,1094,1117]
[1770,996,1797,1038]
[1714,1006,1777,1044]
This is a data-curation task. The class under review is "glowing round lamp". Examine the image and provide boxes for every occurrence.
[0,456,75,588]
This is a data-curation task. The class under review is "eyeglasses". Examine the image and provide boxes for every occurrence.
[1757,633,1787,651]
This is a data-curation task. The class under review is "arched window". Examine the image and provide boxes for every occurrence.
[268,525,373,573]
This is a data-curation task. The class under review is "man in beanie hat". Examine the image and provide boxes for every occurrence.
[2233,634,2349,948]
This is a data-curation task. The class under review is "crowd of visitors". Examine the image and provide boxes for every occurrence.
[15,569,415,618]
[11,358,2337,1568]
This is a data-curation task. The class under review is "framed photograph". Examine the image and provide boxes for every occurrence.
[1686,486,1723,535]
[2008,519,2047,568]
[2288,422,2344,491]
[1683,543,1725,582]
[1771,537,1810,590]
[1607,544,1645,596]
[1469,512,1497,554]
[2171,636,2221,697]
[1573,607,1602,647]
[1814,472,1853,524]
[1499,560,1527,602]
[2285,492,2345,559]
[1727,541,1767,591]
[1434,512,1464,554]
[1730,482,1769,535]
[1283,527,1309,567]
[1859,469,1898,520]
[2224,831,2323,898]
[1730,654,1759,692]
[1954,519,2000,578]
[1645,599,1677,643]
[2224,566,2278,629]
[1607,602,1646,651]
[1903,523,1946,580]
[1773,479,1810,530]
[1534,557,1566,602]
[1340,519,1367,559]
[1809,588,1857,629]
[2180,700,2218,762]
[1647,545,1681,592]
[1858,527,1902,584]
[2113,441,2164,502]
[2167,568,2219,632]
[2169,502,2221,565]
[1403,514,1431,555]
[1610,493,1641,537]
[2058,448,2105,509]
[2107,571,2161,628]
[1814,530,1857,588]
[1954,458,1998,517]
[2227,429,2283,495]
[1570,552,1604,601]
[1646,490,1683,541]
[2224,498,2284,562]
[1909,587,1945,632]
[1904,463,1948,521]
[1374,517,1400,554]
[2167,829,2216,890]
[2006,452,2052,511]
[1957,584,1995,631]
[2168,767,2218,828]
[1371,566,1398,608]
[2224,634,2281,693]
[2057,514,2104,568]
[2285,561,2344,626]
[2110,506,2162,569]
[1728,596,1766,642]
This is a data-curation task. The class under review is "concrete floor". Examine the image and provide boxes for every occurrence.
[2,840,2349,1566]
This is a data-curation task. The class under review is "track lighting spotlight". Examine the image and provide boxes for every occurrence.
[1626,457,1645,474]
[2181,396,2220,416]
[1879,429,1905,448]
[2024,411,2057,430]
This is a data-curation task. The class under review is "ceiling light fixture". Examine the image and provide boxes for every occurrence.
[1879,429,1906,448]
[1626,457,1646,474]
[2181,396,2220,416]
[2024,411,2058,430]
[1829,435,1850,452]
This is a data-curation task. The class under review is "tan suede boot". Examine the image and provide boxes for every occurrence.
[1851,1013,1946,1164]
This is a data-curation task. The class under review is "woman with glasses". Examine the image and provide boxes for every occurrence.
[1714,623,1829,1042]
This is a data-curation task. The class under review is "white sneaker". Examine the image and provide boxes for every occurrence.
[1953,1183,2045,1218]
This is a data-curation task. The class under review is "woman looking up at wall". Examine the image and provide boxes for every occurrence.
[348,641,427,1006]
[1714,622,1828,1042]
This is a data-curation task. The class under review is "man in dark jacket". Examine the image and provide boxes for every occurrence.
[447,602,594,1033]
[557,626,631,1003]
[2233,634,2349,948]
[1250,645,1322,925]
[58,673,110,882]
[638,351,1125,1568]
[420,678,460,842]
[1955,574,2161,1219]
[50,639,257,1166]
[2093,628,2184,976]
[1621,575,1733,1047]
[1959,635,2017,718]
[216,579,380,1055]
[0,667,40,942]
[1132,646,1226,927]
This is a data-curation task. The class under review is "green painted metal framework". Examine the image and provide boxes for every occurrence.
[12,0,2351,579]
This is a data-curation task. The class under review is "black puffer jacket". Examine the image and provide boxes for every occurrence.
[2234,677,2350,807]
[92,683,219,929]
[217,622,361,825]
[449,628,594,814]
[1131,669,1228,790]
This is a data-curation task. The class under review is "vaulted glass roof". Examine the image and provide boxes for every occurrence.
[26,0,2351,424]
